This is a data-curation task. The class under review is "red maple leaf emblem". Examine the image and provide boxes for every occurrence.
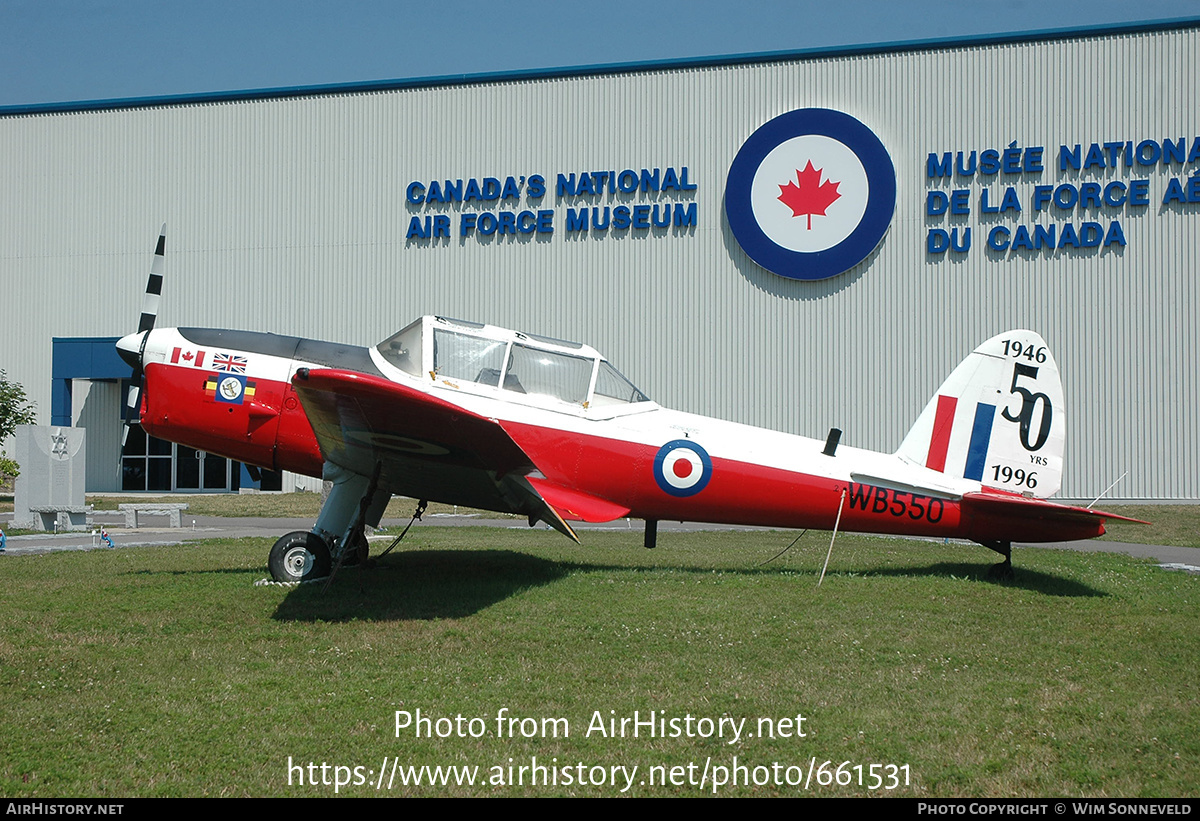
[778,160,842,230]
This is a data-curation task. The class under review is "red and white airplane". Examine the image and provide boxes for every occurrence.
[116,228,1142,583]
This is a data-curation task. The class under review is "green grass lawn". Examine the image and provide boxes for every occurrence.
[1097,505,1200,549]
[0,528,1195,797]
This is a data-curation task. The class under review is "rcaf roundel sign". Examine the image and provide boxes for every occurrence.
[725,108,896,281]
[653,439,713,497]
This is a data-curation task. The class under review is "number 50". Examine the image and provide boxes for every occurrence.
[1002,363,1052,451]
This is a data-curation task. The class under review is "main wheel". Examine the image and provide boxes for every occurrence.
[268,531,331,582]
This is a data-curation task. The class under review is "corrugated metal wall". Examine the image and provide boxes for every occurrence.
[1,24,1196,499]
[71,380,121,490]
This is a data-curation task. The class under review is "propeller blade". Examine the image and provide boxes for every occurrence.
[138,224,166,334]
[121,224,166,447]
[122,376,141,447]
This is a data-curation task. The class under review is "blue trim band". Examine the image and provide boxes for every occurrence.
[964,403,997,482]
[52,337,126,379]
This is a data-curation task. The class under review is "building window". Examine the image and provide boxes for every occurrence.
[121,424,240,492]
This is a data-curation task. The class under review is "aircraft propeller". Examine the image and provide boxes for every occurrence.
[116,224,166,446]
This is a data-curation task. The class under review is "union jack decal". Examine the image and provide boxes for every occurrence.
[212,353,248,373]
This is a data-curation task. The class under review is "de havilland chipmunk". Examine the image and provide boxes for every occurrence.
[116,227,1142,583]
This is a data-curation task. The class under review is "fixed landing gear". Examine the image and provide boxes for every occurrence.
[267,461,389,584]
[268,531,332,582]
[341,530,370,567]
[266,529,369,582]
[321,463,385,584]
[980,539,1015,580]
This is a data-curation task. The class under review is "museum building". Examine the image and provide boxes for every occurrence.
[0,18,1196,500]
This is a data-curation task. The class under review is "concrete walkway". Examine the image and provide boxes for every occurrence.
[1,509,1197,573]
[0,511,787,555]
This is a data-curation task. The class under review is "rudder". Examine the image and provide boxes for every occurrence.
[897,330,1064,497]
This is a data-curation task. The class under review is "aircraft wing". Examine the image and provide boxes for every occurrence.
[291,368,628,540]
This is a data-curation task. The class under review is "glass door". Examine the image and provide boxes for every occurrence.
[173,445,233,491]
[121,424,173,491]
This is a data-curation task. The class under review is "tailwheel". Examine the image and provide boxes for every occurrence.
[986,556,1015,581]
[980,539,1015,581]
[269,531,331,582]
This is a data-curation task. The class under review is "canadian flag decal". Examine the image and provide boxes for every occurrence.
[171,347,206,368]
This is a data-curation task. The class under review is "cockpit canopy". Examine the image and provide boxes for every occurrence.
[376,316,650,411]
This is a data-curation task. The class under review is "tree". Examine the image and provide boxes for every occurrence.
[0,370,37,481]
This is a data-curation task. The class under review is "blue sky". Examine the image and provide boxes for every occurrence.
[2,0,1198,107]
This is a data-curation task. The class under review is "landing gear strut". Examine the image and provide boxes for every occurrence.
[266,461,390,585]
[341,529,370,567]
[980,539,1014,580]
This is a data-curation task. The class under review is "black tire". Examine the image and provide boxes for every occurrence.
[268,531,331,582]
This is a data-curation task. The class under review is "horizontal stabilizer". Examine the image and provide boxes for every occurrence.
[960,491,1148,543]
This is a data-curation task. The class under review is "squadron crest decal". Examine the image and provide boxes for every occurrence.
[204,373,256,405]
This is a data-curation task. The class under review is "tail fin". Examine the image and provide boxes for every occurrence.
[897,330,1064,497]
